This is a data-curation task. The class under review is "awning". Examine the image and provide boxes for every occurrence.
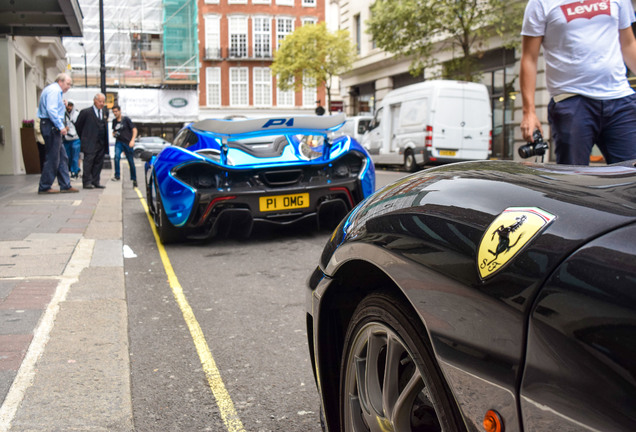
[0,0,83,37]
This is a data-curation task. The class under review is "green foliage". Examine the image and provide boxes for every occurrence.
[270,22,357,109]
[367,0,525,81]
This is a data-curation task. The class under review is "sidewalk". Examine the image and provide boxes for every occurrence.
[0,169,133,431]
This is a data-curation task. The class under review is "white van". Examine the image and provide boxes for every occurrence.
[362,80,492,171]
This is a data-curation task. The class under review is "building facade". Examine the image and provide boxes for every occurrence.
[0,0,82,175]
[333,0,525,160]
[198,0,326,118]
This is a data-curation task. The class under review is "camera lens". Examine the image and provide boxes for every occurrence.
[518,144,534,158]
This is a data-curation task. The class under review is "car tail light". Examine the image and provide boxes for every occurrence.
[489,130,492,155]
[425,125,433,149]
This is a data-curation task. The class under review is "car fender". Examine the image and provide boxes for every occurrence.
[153,146,208,227]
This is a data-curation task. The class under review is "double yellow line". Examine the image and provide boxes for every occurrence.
[135,188,245,432]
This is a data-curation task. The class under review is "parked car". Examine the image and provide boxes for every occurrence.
[330,115,373,144]
[362,80,492,171]
[306,160,636,432]
[133,136,171,158]
[143,114,375,243]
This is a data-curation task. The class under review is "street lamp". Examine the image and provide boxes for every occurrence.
[79,42,87,87]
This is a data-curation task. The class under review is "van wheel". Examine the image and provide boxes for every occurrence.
[404,150,417,172]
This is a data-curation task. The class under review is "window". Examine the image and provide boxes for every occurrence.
[253,68,272,107]
[204,15,220,59]
[228,0,247,3]
[276,0,293,5]
[302,0,315,6]
[302,75,316,107]
[301,17,317,26]
[253,16,271,58]
[252,0,270,3]
[206,67,221,107]
[277,76,294,107]
[229,16,248,58]
[276,17,294,49]
[204,0,219,4]
[230,67,249,106]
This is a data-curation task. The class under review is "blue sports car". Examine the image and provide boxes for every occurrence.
[143,114,375,243]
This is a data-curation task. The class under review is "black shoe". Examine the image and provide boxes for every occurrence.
[93,184,106,189]
[84,184,94,189]
[132,180,138,188]
[112,176,120,181]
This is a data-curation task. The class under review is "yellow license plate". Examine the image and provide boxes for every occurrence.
[439,150,457,156]
[259,193,310,212]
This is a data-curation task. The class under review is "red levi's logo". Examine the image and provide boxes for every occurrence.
[561,0,611,22]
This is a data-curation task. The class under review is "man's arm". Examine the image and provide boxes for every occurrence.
[620,27,636,75]
[129,127,138,148]
[520,35,544,142]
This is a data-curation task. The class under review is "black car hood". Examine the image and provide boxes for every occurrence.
[321,160,636,274]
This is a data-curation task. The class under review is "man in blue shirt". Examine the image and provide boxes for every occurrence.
[37,73,79,194]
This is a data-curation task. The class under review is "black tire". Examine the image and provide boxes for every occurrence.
[154,186,181,244]
[134,148,144,159]
[339,293,464,432]
[404,149,417,172]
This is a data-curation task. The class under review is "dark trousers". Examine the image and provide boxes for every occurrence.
[38,119,71,192]
[82,144,106,187]
[114,140,137,181]
[548,93,636,165]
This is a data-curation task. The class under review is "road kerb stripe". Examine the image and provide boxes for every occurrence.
[135,188,245,432]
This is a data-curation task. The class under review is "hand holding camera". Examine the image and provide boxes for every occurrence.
[518,129,549,159]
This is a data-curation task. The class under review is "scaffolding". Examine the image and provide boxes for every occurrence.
[163,0,198,82]
[63,0,198,87]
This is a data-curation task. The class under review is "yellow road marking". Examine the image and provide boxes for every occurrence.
[135,188,246,432]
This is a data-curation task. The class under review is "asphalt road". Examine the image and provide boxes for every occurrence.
[121,168,408,431]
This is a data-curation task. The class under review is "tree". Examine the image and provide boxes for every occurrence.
[367,0,525,81]
[270,22,357,114]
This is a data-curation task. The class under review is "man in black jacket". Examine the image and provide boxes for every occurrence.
[75,93,108,189]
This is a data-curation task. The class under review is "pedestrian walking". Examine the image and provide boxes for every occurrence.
[520,0,636,165]
[111,105,138,188]
[37,72,79,194]
[63,101,81,179]
[75,93,108,189]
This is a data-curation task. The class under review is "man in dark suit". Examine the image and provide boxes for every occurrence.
[75,93,108,189]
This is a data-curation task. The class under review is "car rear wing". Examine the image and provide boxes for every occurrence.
[191,113,346,140]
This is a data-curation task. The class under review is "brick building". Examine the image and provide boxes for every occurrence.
[198,0,326,118]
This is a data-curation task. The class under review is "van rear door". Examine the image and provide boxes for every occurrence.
[433,85,490,160]
[461,87,491,160]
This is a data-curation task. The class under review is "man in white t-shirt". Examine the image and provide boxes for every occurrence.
[520,0,636,164]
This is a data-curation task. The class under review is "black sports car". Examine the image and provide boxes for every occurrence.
[306,160,636,432]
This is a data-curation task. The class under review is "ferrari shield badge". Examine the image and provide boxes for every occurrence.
[478,207,556,280]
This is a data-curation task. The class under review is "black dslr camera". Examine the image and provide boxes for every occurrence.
[518,130,549,159]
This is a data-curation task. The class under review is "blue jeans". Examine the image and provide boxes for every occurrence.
[38,119,72,191]
[63,138,81,175]
[548,93,636,165]
[114,140,137,181]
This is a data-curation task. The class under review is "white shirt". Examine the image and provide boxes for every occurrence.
[522,0,635,99]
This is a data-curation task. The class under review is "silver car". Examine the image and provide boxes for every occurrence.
[133,136,171,158]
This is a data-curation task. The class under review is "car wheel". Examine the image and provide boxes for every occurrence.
[154,185,181,244]
[404,150,417,172]
[134,148,144,159]
[340,293,464,432]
